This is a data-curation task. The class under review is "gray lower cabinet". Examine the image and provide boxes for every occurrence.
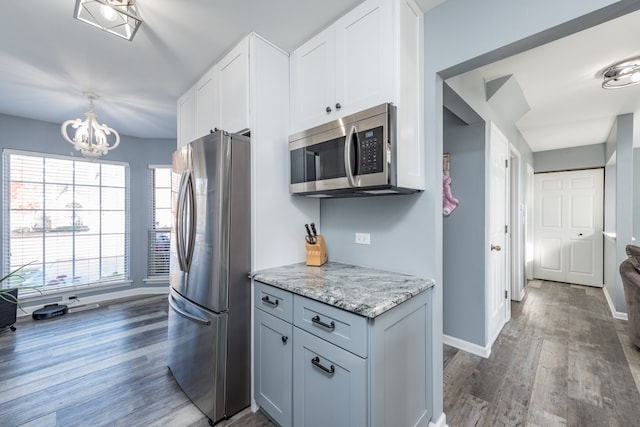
[254,308,293,427]
[293,327,367,427]
[254,281,432,427]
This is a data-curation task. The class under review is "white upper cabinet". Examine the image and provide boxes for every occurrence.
[290,27,336,132]
[334,0,393,119]
[177,87,197,148]
[195,67,218,139]
[218,38,250,134]
[290,0,419,136]
[177,37,250,148]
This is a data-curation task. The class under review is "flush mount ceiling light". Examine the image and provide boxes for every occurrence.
[61,92,121,159]
[74,0,142,41]
[602,57,640,89]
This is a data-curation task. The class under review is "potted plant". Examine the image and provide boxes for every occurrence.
[0,262,36,332]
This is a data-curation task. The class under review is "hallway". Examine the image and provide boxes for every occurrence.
[443,280,640,426]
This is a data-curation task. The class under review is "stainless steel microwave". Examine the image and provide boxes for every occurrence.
[289,103,418,197]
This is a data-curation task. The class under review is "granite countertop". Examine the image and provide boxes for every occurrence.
[252,262,435,318]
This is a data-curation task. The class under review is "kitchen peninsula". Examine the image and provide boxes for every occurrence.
[253,262,435,427]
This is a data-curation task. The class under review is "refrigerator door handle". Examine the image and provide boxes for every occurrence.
[168,294,212,326]
[175,171,189,272]
[183,171,196,271]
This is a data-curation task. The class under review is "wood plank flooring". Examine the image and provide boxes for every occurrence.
[0,296,273,427]
[444,280,640,427]
[2,280,639,426]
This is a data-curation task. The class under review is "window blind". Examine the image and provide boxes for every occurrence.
[2,150,130,294]
[147,166,173,278]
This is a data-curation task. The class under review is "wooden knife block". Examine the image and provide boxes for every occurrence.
[306,235,328,266]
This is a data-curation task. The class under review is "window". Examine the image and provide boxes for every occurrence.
[2,151,129,293]
[148,166,173,278]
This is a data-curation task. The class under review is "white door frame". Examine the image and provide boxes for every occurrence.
[509,145,525,302]
[526,164,535,281]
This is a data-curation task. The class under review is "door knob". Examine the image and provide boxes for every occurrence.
[335,102,342,110]
[281,336,288,344]
[578,233,583,236]
[325,106,332,113]
[491,244,502,251]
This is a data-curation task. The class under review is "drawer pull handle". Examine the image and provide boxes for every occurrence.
[281,336,288,344]
[261,296,279,307]
[311,315,335,331]
[311,356,335,375]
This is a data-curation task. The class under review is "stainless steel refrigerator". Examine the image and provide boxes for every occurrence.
[167,130,251,425]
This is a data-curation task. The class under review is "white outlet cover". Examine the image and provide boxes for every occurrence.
[355,233,370,245]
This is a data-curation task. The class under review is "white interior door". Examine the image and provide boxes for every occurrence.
[488,123,509,344]
[533,169,604,286]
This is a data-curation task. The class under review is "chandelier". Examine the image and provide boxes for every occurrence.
[602,57,640,89]
[74,0,143,41]
[61,92,121,159]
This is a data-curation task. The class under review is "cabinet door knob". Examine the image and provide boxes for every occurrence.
[325,106,332,114]
[335,102,342,110]
[491,244,502,251]
[281,336,288,344]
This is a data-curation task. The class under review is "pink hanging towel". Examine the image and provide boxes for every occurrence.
[443,175,459,216]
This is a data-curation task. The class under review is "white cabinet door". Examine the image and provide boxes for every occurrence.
[196,67,219,138]
[177,87,197,148]
[290,27,336,133]
[334,0,393,118]
[218,38,250,134]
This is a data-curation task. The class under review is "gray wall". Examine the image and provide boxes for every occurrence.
[634,147,640,240]
[422,0,627,420]
[534,143,605,172]
[0,113,176,301]
[442,108,486,346]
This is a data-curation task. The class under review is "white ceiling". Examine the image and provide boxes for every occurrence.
[472,8,640,152]
[0,0,443,140]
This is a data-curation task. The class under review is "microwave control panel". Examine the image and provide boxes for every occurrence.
[357,126,384,175]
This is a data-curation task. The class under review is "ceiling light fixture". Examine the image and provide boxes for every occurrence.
[602,57,640,89]
[74,0,142,41]
[61,92,121,159]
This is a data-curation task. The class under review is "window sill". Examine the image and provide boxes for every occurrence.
[19,279,134,301]
[143,277,169,285]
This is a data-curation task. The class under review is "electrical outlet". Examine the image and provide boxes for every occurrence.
[355,232,370,245]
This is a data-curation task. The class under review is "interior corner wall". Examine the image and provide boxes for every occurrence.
[614,114,634,313]
[0,113,176,301]
[442,108,486,346]
[533,143,606,172]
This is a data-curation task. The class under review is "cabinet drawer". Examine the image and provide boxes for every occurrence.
[293,328,367,427]
[294,295,368,358]
[255,281,293,323]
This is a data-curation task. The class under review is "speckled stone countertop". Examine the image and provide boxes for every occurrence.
[252,262,435,318]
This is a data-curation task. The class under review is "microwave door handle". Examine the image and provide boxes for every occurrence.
[344,125,357,187]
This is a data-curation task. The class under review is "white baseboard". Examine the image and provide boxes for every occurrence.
[18,286,169,317]
[602,285,628,321]
[443,334,491,358]
[429,412,448,427]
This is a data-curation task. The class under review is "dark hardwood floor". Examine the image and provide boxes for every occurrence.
[2,280,639,426]
[444,280,640,427]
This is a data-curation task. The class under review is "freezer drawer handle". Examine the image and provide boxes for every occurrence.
[261,295,279,307]
[311,315,335,331]
[311,356,335,376]
[168,295,212,326]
